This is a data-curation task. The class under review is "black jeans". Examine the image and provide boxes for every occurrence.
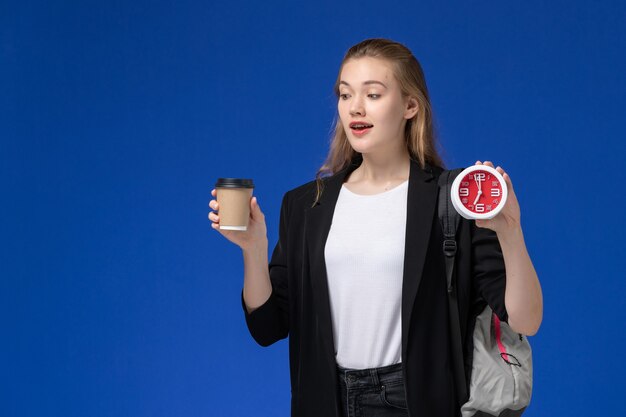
[336,362,409,417]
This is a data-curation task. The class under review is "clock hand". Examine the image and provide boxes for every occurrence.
[474,176,483,193]
[472,175,483,205]
[473,190,482,205]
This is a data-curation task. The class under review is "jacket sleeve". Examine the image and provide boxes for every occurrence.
[240,191,290,346]
[470,220,509,323]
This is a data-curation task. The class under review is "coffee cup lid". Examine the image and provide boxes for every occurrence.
[215,178,255,188]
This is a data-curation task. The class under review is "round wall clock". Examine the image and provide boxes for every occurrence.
[450,165,508,220]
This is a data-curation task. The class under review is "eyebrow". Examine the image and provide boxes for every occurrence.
[339,80,388,89]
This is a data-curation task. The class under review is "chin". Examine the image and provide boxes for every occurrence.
[349,139,372,154]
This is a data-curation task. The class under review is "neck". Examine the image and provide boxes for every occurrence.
[353,148,411,183]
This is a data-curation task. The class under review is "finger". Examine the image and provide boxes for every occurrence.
[475,160,482,165]
[495,166,504,174]
[483,161,494,167]
[211,189,216,196]
[475,219,494,229]
[208,212,219,222]
[209,200,219,210]
[250,196,264,219]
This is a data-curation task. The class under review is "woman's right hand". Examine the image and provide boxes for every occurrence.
[208,189,268,251]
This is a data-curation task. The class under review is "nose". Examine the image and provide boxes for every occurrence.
[349,95,365,117]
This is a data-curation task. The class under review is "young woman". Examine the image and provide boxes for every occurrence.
[208,38,543,417]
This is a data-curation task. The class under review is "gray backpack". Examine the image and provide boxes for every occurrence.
[438,169,533,417]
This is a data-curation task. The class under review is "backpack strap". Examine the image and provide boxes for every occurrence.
[438,169,463,293]
[437,168,468,406]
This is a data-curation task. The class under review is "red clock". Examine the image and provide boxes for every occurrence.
[450,165,508,220]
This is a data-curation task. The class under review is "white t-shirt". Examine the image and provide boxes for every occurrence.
[324,179,408,369]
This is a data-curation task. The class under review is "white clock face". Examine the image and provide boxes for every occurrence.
[450,165,508,220]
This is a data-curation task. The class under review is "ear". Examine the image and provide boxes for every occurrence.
[404,96,419,119]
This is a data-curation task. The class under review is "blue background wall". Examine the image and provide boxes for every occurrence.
[2,1,625,415]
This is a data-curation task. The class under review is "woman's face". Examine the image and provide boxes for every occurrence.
[337,57,417,156]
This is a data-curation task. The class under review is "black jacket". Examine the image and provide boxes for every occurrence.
[241,157,508,417]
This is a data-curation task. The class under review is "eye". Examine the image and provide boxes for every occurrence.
[368,94,381,99]
[339,93,350,100]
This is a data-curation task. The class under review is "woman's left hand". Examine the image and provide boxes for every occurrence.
[473,161,522,237]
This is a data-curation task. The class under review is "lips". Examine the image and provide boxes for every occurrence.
[349,121,374,131]
[349,121,373,137]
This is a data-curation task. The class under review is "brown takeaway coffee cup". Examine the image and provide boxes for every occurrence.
[215,178,255,231]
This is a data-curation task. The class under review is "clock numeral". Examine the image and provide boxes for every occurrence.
[475,203,485,213]
[462,198,468,204]
[493,199,500,205]
[461,181,469,186]
[475,173,486,181]
[492,181,498,187]
[491,188,501,197]
[459,188,469,197]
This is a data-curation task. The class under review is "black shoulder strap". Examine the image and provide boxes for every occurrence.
[437,168,468,406]
[437,169,463,293]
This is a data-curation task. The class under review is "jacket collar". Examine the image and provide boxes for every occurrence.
[304,156,439,359]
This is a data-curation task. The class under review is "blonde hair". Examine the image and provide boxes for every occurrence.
[312,38,445,207]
